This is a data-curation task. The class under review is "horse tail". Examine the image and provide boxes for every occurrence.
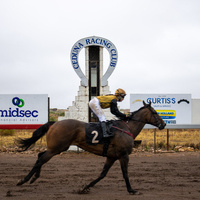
[15,121,56,151]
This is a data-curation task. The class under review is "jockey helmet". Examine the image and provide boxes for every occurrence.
[115,88,126,98]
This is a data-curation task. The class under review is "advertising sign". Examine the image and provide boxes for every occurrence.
[130,94,191,124]
[0,94,48,129]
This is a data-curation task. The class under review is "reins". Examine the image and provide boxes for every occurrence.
[112,126,135,139]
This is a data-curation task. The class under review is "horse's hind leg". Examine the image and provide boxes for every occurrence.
[80,157,116,194]
[17,150,56,186]
[29,151,46,184]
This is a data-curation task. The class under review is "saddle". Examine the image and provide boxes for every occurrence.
[85,120,116,157]
[85,120,114,146]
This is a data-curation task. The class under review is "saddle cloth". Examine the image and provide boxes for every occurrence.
[85,121,114,145]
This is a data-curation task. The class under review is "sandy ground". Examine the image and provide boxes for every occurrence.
[0,151,200,200]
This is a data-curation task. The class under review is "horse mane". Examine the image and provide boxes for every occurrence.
[129,104,150,118]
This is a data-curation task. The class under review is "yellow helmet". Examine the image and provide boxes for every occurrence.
[115,88,126,97]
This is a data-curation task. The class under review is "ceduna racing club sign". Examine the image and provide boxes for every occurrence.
[0,94,48,129]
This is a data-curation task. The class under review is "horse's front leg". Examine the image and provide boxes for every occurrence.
[119,154,140,195]
[79,157,116,194]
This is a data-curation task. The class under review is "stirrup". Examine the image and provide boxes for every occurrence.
[103,131,111,138]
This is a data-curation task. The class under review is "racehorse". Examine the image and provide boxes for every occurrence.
[15,101,166,195]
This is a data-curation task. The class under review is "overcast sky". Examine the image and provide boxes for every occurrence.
[0,0,200,109]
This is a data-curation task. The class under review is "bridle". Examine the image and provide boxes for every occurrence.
[112,106,160,139]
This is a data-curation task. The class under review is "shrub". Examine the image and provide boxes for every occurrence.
[0,129,15,136]
[158,141,166,149]
[195,143,200,149]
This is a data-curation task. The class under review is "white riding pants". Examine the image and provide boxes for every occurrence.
[89,97,106,122]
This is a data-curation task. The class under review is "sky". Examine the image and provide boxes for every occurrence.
[0,0,200,109]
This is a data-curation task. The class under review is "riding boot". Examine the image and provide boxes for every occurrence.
[101,121,110,138]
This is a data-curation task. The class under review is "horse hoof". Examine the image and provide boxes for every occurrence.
[16,179,24,186]
[30,177,37,184]
[78,188,90,194]
[129,190,141,195]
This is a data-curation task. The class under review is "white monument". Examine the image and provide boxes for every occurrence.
[59,36,118,122]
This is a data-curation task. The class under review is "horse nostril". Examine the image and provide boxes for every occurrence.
[158,123,166,130]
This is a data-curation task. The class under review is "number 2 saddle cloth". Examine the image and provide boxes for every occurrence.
[85,121,114,145]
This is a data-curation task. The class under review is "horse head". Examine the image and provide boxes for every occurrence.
[130,101,166,130]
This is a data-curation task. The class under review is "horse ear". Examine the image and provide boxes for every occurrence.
[143,100,146,106]
[149,100,151,106]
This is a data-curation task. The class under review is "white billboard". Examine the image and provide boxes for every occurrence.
[0,94,48,127]
[130,94,191,124]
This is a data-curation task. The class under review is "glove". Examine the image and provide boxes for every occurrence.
[122,115,132,121]
[126,115,132,121]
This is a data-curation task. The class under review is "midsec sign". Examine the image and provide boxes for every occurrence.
[130,94,191,124]
[0,94,48,128]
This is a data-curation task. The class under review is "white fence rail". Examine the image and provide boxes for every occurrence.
[144,124,200,129]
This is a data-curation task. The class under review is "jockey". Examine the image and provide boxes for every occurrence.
[89,88,128,137]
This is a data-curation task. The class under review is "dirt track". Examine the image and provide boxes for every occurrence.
[0,151,200,200]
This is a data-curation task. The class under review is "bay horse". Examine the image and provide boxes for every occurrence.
[15,101,166,195]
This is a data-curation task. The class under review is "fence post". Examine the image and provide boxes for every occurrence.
[167,129,169,151]
[154,129,157,153]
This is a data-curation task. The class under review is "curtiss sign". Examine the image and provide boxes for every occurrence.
[130,94,191,124]
[0,94,48,127]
